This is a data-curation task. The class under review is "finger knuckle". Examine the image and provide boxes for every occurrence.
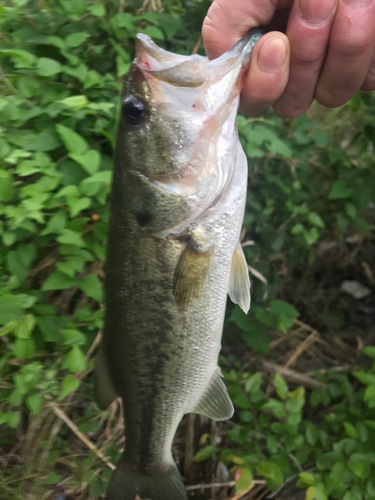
[315,83,350,108]
[336,31,374,57]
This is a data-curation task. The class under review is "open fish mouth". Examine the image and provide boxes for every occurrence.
[133,28,264,111]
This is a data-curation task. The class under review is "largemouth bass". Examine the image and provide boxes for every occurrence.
[95,28,263,500]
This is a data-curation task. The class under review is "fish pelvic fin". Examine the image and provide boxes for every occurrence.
[191,370,234,421]
[105,456,188,500]
[228,241,251,314]
[94,345,118,411]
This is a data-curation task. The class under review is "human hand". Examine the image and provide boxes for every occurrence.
[202,0,375,118]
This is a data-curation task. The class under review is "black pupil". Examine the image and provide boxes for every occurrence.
[123,97,146,125]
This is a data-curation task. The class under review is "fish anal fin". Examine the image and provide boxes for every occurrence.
[228,241,251,313]
[94,345,118,411]
[173,231,213,311]
[191,370,234,421]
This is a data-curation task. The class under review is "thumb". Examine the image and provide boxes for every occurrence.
[202,0,292,59]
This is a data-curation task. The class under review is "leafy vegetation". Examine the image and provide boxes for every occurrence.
[0,1,374,499]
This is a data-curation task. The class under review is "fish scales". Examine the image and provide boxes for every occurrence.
[95,28,264,500]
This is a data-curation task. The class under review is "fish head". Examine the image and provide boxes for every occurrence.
[115,29,263,234]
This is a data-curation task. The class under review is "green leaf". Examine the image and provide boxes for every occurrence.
[26,394,43,415]
[9,389,22,406]
[0,170,14,202]
[328,180,352,200]
[7,412,21,428]
[337,212,349,231]
[354,371,375,386]
[90,3,106,16]
[0,296,24,325]
[267,137,292,157]
[344,201,357,219]
[15,314,35,339]
[56,256,84,278]
[37,57,62,76]
[6,129,61,151]
[42,213,67,235]
[84,70,101,89]
[82,170,112,184]
[65,32,90,48]
[291,223,304,235]
[0,49,35,68]
[299,472,315,486]
[274,373,288,400]
[42,271,78,291]
[269,301,299,320]
[56,229,84,247]
[63,346,86,373]
[70,149,100,175]
[17,76,41,98]
[256,461,283,484]
[303,227,320,246]
[60,374,80,398]
[193,445,217,462]
[229,305,252,331]
[59,95,88,109]
[305,423,318,445]
[0,320,17,337]
[61,329,85,348]
[233,394,249,409]
[286,397,304,413]
[363,346,375,359]
[7,244,37,284]
[13,338,36,358]
[46,36,65,50]
[47,472,61,484]
[306,487,316,500]
[244,372,263,393]
[68,197,91,217]
[56,124,88,155]
[315,483,327,500]
[266,435,279,454]
[343,421,358,439]
[261,399,285,419]
[236,468,253,492]
[307,212,325,228]
[140,26,164,40]
[79,274,103,302]
[348,453,371,479]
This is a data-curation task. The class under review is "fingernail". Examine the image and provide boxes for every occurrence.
[299,0,336,25]
[258,37,287,73]
[344,0,373,8]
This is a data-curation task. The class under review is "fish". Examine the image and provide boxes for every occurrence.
[94,27,263,500]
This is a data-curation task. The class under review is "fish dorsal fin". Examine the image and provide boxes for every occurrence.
[190,370,234,421]
[94,345,118,411]
[173,231,213,311]
[228,241,251,313]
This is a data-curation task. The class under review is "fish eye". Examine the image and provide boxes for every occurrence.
[122,96,148,127]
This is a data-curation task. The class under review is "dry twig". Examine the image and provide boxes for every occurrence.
[262,361,327,389]
[46,402,115,470]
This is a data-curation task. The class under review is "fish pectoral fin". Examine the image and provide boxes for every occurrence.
[173,231,213,311]
[228,241,251,314]
[94,345,118,411]
[190,370,234,421]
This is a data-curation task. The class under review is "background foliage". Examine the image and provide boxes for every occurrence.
[0,1,374,499]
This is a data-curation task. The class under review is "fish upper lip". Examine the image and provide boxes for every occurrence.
[135,28,264,90]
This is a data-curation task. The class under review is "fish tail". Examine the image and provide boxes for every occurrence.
[105,455,188,500]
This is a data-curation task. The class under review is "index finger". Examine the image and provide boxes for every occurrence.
[202,0,293,59]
